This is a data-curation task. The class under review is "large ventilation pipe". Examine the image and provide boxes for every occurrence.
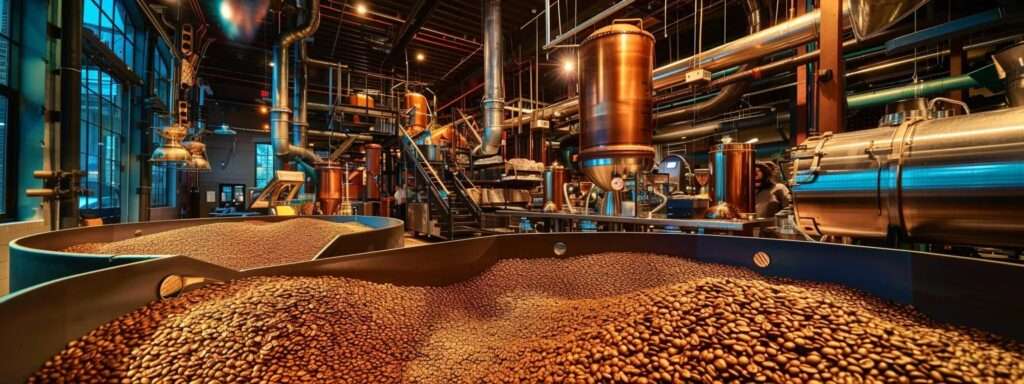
[652,113,789,144]
[292,33,310,150]
[477,0,505,157]
[652,2,851,90]
[653,0,763,124]
[272,0,321,168]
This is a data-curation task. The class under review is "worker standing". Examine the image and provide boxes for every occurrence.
[393,187,406,220]
[754,162,791,219]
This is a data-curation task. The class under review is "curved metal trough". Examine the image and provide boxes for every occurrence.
[2,232,1023,381]
[8,215,404,293]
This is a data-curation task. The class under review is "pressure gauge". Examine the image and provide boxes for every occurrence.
[611,177,625,191]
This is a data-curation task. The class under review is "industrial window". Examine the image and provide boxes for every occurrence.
[255,143,274,189]
[83,0,135,65]
[0,0,10,86]
[80,0,136,220]
[150,41,174,208]
[80,68,124,215]
[0,94,7,216]
[0,0,12,216]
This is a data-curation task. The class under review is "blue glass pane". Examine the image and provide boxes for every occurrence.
[0,0,9,36]
[0,94,6,214]
[0,37,9,86]
[112,4,123,31]
[83,0,100,28]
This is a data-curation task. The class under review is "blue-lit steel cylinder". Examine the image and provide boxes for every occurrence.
[791,107,1024,247]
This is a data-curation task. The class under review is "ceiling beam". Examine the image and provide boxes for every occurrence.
[382,0,441,69]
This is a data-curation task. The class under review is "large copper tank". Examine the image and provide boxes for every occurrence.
[404,92,430,136]
[551,163,566,210]
[316,162,344,215]
[350,93,375,124]
[365,143,383,200]
[791,107,1024,247]
[579,22,655,191]
[708,143,755,215]
[344,167,365,200]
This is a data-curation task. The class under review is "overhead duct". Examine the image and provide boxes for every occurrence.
[652,2,852,90]
[652,0,764,124]
[271,0,322,168]
[848,0,929,40]
[653,113,790,144]
[504,0,924,129]
[477,0,505,157]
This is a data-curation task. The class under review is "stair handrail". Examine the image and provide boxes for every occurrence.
[455,108,483,146]
[449,169,483,221]
[398,114,449,196]
[398,118,449,214]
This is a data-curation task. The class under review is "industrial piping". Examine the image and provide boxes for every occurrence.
[503,1,852,129]
[652,0,763,124]
[477,0,505,156]
[652,2,852,90]
[271,0,322,167]
[292,33,310,150]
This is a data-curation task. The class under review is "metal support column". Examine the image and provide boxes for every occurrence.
[817,0,845,133]
[948,38,966,101]
[59,0,83,228]
[793,0,810,145]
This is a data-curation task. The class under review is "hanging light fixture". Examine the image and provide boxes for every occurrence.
[214,123,237,136]
[150,123,191,163]
[182,140,212,171]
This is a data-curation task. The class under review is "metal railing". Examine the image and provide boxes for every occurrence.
[449,168,483,222]
[398,119,449,215]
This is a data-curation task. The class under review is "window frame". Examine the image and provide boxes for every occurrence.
[0,0,20,221]
[255,142,274,190]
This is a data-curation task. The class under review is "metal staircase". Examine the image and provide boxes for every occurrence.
[400,123,482,240]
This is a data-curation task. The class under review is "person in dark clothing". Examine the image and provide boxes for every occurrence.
[754,161,791,218]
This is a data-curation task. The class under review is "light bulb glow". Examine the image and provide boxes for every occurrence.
[561,59,575,74]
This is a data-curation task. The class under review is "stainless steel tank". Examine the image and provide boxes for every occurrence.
[791,107,1024,247]
[708,143,755,216]
[579,22,655,192]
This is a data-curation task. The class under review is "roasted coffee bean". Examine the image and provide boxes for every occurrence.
[62,218,369,269]
[29,253,1024,383]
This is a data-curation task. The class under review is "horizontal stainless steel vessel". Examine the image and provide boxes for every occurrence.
[791,107,1024,247]
[579,22,655,191]
[3,232,1024,381]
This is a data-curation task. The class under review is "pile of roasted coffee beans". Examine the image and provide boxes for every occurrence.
[30,253,1024,383]
[61,218,369,269]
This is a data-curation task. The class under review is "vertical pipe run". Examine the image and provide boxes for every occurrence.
[271,0,321,168]
[271,43,292,165]
[478,0,505,156]
[793,0,810,145]
[59,0,83,229]
[818,0,845,133]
